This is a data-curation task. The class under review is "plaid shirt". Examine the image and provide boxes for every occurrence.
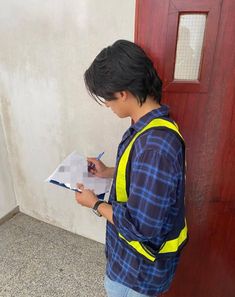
[105,105,185,296]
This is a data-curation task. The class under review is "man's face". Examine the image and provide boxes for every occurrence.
[104,92,129,118]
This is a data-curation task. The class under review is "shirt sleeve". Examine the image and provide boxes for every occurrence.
[112,149,178,243]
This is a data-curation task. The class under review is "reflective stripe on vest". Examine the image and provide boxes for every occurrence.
[115,118,187,262]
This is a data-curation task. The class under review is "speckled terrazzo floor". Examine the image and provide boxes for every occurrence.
[0,213,106,297]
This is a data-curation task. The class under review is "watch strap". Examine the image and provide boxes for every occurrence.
[92,200,108,217]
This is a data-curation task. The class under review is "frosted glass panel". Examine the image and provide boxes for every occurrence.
[174,14,207,80]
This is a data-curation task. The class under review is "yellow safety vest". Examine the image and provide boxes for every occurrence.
[115,118,188,262]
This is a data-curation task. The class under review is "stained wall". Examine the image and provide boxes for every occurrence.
[0,0,135,243]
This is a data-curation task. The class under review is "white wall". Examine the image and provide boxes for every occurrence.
[0,117,17,219]
[0,0,135,243]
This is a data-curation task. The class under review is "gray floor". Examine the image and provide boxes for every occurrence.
[0,213,106,297]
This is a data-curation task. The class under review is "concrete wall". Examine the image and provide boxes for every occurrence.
[0,0,135,243]
[0,117,17,219]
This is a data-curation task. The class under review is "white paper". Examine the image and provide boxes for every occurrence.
[45,151,112,195]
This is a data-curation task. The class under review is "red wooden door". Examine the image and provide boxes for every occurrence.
[135,1,235,296]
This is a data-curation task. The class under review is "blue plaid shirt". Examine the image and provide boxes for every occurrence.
[105,105,185,296]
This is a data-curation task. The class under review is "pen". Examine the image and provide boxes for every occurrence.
[96,151,105,160]
[88,151,105,171]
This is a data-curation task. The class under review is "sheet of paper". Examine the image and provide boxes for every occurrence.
[45,151,112,195]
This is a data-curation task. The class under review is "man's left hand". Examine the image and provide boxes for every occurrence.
[75,183,98,208]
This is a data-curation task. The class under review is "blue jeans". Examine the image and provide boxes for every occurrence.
[104,275,150,297]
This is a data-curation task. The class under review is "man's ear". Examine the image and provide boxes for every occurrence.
[118,91,128,102]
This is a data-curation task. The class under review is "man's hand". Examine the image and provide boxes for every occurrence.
[75,184,98,208]
[75,183,114,224]
[87,158,115,178]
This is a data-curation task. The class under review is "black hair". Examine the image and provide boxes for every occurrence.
[84,40,162,105]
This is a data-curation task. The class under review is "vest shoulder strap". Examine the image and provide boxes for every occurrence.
[116,118,184,202]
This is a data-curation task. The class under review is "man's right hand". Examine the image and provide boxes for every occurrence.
[87,157,115,178]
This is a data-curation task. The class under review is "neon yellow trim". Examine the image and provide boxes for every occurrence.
[116,119,187,261]
[159,222,188,254]
[118,223,187,261]
[116,118,184,202]
[118,233,155,262]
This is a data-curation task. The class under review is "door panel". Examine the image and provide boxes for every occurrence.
[135,1,235,296]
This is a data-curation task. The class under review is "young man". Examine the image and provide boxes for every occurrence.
[75,40,188,297]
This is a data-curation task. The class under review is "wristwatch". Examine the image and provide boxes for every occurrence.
[92,200,108,217]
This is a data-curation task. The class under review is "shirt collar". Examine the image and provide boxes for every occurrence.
[120,105,170,143]
[131,104,170,132]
